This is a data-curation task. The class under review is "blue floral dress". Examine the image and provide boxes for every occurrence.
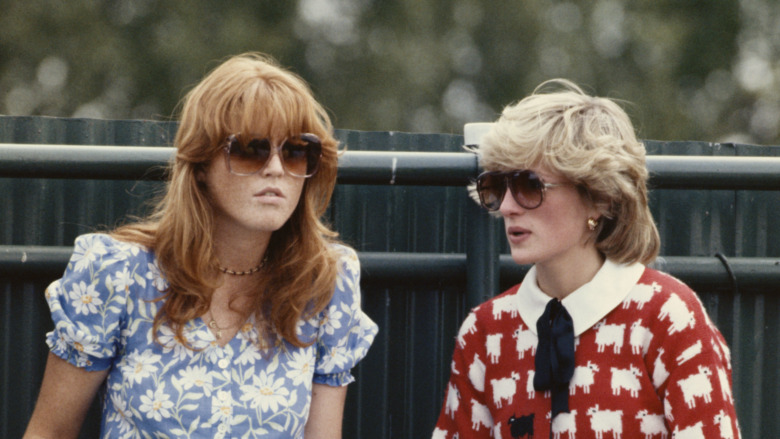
[44,233,378,439]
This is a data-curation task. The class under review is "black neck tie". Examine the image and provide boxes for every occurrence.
[533,298,575,418]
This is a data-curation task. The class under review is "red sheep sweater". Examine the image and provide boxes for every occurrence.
[433,261,740,439]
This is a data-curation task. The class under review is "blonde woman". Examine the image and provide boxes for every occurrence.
[433,80,739,438]
[25,52,377,439]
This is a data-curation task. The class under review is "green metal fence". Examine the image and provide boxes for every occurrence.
[1,116,779,438]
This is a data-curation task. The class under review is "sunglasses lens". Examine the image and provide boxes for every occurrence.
[228,138,271,175]
[226,134,322,177]
[508,171,543,209]
[476,171,546,211]
[282,134,322,178]
[477,173,505,211]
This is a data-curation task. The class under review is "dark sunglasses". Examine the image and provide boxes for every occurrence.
[223,133,322,178]
[476,170,569,211]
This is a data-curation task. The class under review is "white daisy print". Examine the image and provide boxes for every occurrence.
[285,350,315,387]
[111,266,135,295]
[68,281,103,315]
[61,323,103,358]
[318,338,350,374]
[139,383,174,421]
[71,236,108,272]
[240,370,290,413]
[178,365,213,396]
[236,344,263,366]
[319,305,343,336]
[107,390,134,436]
[122,349,161,386]
[208,392,234,425]
[157,325,195,362]
[145,261,168,291]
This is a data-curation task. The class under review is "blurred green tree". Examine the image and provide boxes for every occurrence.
[0,0,777,144]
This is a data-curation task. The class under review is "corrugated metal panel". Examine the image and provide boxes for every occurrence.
[1,116,779,438]
[0,117,176,439]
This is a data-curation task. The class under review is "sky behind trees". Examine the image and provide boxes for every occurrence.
[1,0,779,145]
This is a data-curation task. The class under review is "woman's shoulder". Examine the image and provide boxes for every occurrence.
[625,266,717,333]
[63,233,162,292]
[329,242,358,259]
[72,232,150,257]
[631,266,700,305]
[457,285,523,341]
[473,284,521,317]
[328,242,360,275]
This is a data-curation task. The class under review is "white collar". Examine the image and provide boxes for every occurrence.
[516,259,645,336]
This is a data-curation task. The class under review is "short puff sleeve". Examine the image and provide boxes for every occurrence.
[310,245,378,386]
[45,233,150,371]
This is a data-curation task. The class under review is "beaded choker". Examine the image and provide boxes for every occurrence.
[218,258,267,276]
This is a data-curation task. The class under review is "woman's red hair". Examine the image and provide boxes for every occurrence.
[112,52,342,348]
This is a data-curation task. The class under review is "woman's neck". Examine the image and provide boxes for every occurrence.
[212,225,272,273]
[534,247,605,300]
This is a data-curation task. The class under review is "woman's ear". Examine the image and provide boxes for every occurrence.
[195,165,206,183]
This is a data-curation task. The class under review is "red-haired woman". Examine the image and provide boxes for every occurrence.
[25,52,377,439]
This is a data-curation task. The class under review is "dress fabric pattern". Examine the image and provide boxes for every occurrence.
[433,264,741,439]
[45,233,378,439]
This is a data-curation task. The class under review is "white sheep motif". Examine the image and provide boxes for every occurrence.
[486,333,503,364]
[470,399,493,431]
[595,320,626,354]
[468,354,486,392]
[630,319,653,355]
[549,410,578,439]
[570,361,600,395]
[610,365,643,398]
[711,338,723,361]
[491,371,520,408]
[512,324,536,359]
[635,410,668,439]
[492,422,503,439]
[671,421,704,439]
[492,294,520,320]
[623,281,661,310]
[677,365,713,409]
[445,383,460,419]
[431,427,448,439]
[676,340,702,365]
[713,410,734,439]
[717,367,733,404]
[587,404,623,439]
[653,348,670,388]
[527,370,536,399]
[456,313,477,348]
[659,294,696,335]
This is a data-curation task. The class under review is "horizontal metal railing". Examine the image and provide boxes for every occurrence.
[3,143,780,189]
[1,245,778,292]
[1,142,779,297]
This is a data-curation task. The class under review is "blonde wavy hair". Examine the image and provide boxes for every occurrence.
[478,79,660,265]
[112,52,342,348]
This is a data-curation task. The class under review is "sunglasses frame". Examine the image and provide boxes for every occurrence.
[476,170,568,211]
[222,133,322,178]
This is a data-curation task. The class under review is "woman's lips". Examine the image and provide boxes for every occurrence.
[254,187,283,198]
[506,226,530,243]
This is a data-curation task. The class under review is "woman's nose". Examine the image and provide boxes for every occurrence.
[498,187,525,216]
[262,150,286,176]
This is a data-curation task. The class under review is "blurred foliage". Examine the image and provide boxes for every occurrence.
[1,0,778,144]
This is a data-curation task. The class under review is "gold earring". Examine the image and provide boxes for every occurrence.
[587,217,598,231]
